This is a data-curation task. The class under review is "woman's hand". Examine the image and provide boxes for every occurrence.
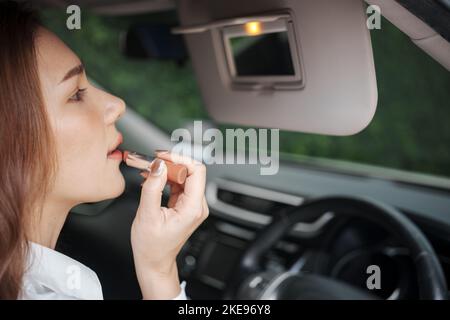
[131,151,209,299]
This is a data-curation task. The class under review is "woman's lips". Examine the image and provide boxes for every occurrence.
[108,149,123,160]
[107,132,123,160]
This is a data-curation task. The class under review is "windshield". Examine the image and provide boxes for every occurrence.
[42,9,450,179]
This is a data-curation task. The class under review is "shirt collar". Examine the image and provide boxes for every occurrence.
[21,242,103,300]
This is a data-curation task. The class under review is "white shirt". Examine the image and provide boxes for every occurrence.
[20,242,187,300]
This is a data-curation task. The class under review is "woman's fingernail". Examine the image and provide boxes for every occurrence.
[154,149,169,155]
[139,171,148,178]
[150,158,165,176]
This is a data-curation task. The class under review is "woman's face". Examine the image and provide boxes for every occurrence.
[36,28,126,205]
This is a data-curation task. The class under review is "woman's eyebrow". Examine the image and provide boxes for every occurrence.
[59,64,84,84]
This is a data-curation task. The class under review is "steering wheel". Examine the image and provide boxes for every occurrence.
[225,196,448,300]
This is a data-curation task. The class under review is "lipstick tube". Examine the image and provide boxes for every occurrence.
[122,150,187,184]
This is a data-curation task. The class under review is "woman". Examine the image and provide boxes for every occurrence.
[0,1,208,299]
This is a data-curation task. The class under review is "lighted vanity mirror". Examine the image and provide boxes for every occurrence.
[221,17,304,89]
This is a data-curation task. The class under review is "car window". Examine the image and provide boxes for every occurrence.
[42,9,450,179]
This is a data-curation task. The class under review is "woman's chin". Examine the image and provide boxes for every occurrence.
[78,170,126,203]
[98,173,126,201]
[110,174,126,197]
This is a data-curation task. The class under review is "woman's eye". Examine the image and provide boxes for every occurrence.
[69,88,87,102]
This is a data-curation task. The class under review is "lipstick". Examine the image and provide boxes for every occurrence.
[122,150,187,184]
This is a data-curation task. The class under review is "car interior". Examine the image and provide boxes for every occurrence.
[28,0,450,299]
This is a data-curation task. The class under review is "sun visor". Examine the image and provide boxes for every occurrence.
[174,0,378,135]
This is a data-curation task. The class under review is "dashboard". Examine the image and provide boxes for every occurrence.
[61,160,450,299]
[176,162,450,299]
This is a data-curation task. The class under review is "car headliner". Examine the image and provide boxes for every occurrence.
[33,0,450,56]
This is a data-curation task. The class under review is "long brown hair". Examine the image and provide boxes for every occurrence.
[0,1,56,299]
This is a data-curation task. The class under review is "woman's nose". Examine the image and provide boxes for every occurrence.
[103,93,126,124]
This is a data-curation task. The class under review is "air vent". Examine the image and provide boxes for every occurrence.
[206,178,334,237]
[217,188,296,216]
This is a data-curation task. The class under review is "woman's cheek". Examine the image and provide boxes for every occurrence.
[54,113,107,200]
